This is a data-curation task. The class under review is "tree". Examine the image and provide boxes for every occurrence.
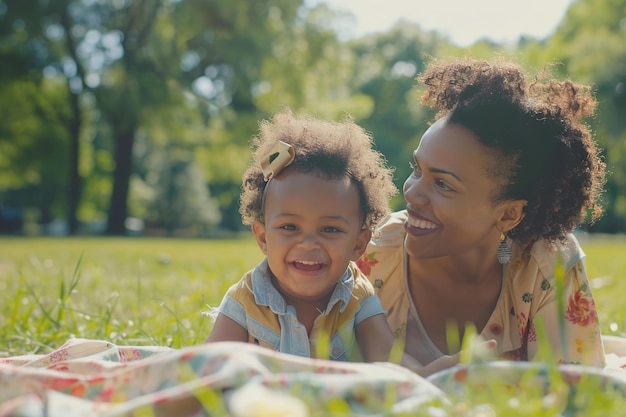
[346,22,443,207]
[532,0,626,232]
[97,0,312,234]
[1,0,84,233]
[0,78,69,228]
[78,0,166,235]
[153,157,220,236]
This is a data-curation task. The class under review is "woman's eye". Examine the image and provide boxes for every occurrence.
[435,179,454,192]
[409,161,421,175]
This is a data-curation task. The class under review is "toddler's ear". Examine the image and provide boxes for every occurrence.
[251,221,268,255]
[352,229,372,260]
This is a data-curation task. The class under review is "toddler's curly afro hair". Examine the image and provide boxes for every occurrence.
[239,109,397,231]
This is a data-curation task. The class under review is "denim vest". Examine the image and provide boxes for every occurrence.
[217,259,384,360]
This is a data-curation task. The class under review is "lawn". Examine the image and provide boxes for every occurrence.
[0,235,263,356]
[2,234,626,416]
[0,233,624,357]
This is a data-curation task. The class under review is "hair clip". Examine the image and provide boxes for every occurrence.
[261,140,295,181]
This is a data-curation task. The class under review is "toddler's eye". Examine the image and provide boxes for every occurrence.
[323,226,341,233]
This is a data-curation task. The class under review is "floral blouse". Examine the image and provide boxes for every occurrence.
[356,211,606,367]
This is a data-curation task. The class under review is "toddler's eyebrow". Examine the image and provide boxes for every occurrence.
[322,215,350,225]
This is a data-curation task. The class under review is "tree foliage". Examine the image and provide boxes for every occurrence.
[1,0,625,235]
[531,0,626,232]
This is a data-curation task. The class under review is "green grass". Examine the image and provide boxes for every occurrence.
[1,234,626,416]
[0,235,263,356]
[0,234,625,356]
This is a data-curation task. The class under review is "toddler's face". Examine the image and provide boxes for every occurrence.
[252,169,370,302]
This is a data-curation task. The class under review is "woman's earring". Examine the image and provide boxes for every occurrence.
[497,233,511,264]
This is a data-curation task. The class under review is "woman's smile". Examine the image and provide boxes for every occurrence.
[406,215,437,231]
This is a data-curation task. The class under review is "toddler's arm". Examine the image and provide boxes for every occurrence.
[205,314,248,343]
[354,312,397,363]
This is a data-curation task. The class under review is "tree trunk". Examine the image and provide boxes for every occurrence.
[66,89,81,235]
[59,1,83,236]
[106,128,135,235]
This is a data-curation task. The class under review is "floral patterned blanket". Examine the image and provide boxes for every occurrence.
[1,337,626,417]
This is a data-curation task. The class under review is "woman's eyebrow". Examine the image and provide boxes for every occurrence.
[413,150,461,181]
[429,167,462,182]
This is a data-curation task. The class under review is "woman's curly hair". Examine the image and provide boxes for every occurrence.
[417,57,606,244]
[239,109,397,231]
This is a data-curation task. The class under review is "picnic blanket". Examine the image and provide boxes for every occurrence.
[1,337,626,417]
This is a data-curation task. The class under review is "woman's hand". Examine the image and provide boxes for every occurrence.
[414,339,498,378]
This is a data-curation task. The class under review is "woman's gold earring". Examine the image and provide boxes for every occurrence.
[497,233,511,264]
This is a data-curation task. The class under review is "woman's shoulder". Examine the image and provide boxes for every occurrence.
[511,232,585,277]
[357,211,407,291]
[369,210,408,248]
[358,210,406,277]
[349,262,377,298]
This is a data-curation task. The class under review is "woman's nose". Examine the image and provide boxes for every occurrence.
[403,177,429,205]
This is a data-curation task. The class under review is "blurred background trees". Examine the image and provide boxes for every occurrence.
[1,0,624,236]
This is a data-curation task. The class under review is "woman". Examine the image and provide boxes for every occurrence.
[357,57,607,368]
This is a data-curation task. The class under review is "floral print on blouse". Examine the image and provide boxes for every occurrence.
[356,211,606,368]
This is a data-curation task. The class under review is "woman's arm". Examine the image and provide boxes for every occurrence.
[205,314,248,343]
[355,313,459,377]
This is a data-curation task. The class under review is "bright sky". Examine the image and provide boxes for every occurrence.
[308,0,574,47]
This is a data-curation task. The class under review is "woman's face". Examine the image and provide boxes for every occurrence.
[403,118,508,260]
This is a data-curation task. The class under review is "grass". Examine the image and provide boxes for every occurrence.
[2,233,624,356]
[0,235,263,356]
[1,233,626,416]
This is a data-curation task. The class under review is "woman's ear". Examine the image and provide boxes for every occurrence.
[251,221,268,255]
[498,199,527,233]
[351,229,372,261]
